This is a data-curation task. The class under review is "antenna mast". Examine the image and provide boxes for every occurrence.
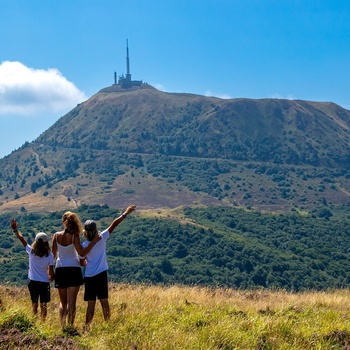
[113,39,142,88]
[126,39,130,77]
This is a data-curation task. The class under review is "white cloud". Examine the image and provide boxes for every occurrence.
[0,61,87,116]
[204,90,232,99]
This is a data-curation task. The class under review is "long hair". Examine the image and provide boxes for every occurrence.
[83,226,99,242]
[62,211,83,235]
[32,241,50,257]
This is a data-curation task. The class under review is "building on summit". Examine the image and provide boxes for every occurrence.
[114,39,142,88]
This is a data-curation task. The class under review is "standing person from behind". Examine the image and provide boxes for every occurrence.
[82,205,136,330]
[10,219,54,321]
[52,211,99,330]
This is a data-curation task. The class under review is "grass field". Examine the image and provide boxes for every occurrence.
[1,284,350,349]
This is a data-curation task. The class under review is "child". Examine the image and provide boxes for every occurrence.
[81,205,136,330]
[11,219,54,320]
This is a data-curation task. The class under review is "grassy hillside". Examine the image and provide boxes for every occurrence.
[1,147,350,213]
[1,86,350,213]
[1,284,350,349]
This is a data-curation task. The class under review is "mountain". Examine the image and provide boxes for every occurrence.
[1,84,350,213]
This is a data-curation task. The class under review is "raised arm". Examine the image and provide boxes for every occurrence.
[10,219,27,247]
[107,205,136,234]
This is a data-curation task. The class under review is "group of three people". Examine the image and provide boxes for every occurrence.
[11,204,136,330]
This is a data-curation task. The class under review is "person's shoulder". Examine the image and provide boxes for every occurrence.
[53,231,60,239]
[25,244,32,253]
[101,229,110,240]
[53,231,64,242]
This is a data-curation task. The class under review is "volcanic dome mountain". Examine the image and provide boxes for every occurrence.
[1,84,350,213]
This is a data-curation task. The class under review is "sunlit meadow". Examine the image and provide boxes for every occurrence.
[1,284,350,349]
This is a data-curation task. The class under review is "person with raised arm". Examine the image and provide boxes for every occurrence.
[10,218,54,321]
[81,205,136,330]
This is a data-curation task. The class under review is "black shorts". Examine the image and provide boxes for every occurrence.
[54,267,84,288]
[28,280,51,304]
[84,270,108,301]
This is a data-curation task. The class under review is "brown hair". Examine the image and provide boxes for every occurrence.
[62,211,83,235]
[31,241,51,257]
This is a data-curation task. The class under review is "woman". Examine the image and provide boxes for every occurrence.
[52,211,99,329]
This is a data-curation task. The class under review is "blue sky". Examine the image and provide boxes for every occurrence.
[1,0,349,158]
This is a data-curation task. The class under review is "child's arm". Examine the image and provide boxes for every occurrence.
[107,205,136,234]
[48,265,54,282]
[10,219,27,247]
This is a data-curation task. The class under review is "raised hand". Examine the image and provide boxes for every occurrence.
[10,218,18,230]
[124,205,136,216]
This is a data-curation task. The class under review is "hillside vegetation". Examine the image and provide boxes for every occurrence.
[1,284,350,349]
[1,204,350,291]
[2,86,350,348]
[1,86,350,212]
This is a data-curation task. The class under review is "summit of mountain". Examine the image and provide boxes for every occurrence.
[1,85,350,213]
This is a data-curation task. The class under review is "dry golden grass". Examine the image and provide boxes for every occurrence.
[137,206,208,228]
[1,284,350,349]
[0,192,77,213]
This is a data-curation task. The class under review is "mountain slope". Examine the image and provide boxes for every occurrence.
[36,85,350,166]
[1,85,350,212]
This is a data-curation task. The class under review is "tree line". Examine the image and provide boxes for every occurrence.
[1,204,350,291]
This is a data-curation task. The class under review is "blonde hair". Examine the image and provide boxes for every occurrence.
[62,211,83,235]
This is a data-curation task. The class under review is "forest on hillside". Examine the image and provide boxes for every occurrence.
[0,204,349,291]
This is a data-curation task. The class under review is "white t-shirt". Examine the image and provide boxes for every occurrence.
[82,229,110,277]
[26,244,54,283]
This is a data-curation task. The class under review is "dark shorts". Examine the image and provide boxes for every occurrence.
[54,267,84,288]
[28,280,51,304]
[84,270,108,301]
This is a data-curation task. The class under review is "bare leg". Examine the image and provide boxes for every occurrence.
[100,298,110,321]
[58,288,68,328]
[32,302,38,316]
[67,286,80,325]
[85,300,96,329]
[40,303,47,320]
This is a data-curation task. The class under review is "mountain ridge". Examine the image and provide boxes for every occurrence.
[1,85,350,213]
